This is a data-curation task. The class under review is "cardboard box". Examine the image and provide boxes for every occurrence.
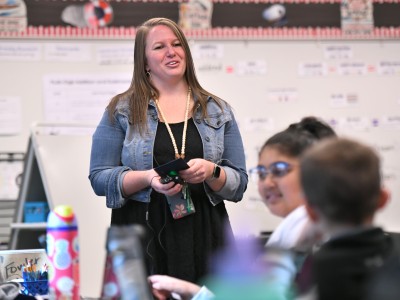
[0,249,49,282]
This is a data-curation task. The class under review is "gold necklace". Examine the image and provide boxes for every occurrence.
[155,87,191,159]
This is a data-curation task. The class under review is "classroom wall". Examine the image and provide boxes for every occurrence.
[1,39,400,236]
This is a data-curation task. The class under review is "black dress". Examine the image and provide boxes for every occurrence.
[110,118,234,283]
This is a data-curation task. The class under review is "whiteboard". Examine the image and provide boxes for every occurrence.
[32,124,111,298]
[0,39,400,238]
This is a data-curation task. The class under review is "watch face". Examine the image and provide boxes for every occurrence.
[214,165,221,178]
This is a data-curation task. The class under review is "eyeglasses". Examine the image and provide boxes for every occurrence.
[249,161,293,181]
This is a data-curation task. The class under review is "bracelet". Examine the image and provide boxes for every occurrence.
[150,175,158,187]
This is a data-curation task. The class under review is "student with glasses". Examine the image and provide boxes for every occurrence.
[249,116,336,249]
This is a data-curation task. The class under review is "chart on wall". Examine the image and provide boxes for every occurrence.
[0,0,399,39]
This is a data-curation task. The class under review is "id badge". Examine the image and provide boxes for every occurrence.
[166,193,195,219]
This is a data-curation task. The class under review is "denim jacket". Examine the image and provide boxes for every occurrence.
[89,96,248,209]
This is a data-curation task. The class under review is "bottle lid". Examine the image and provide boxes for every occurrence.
[54,205,75,223]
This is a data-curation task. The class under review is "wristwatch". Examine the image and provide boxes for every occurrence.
[212,164,221,179]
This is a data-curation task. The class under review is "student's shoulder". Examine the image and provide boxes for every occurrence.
[384,231,400,257]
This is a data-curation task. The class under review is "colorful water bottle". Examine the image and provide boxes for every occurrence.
[46,205,80,300]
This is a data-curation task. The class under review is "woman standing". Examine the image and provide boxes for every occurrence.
[89,17,247,283]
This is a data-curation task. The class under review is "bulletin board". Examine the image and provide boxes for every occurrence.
[0,38,399,239]
[0,0,400,39]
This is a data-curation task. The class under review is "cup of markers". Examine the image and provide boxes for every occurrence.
[19,261,49,296]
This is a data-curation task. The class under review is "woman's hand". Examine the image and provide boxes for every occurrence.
[180,159,226,192]
[148,275,201,300]
[150,174,183,196]
[179,158,214,184]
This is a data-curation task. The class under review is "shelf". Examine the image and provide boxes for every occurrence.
[10,222,47,229]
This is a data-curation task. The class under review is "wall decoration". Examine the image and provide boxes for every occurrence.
[0,0,399,40]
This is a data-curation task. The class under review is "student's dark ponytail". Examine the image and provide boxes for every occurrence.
[295,116,337,140]
[260,116,336,158]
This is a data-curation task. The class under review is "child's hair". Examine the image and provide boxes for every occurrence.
[260,116,336,158]
[300,138,382,225]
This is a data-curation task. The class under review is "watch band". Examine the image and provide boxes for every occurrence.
[212,164,221,179]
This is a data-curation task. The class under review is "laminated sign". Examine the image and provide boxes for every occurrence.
[0,249,49,282]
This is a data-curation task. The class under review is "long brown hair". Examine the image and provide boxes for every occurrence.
[107,17,225,135]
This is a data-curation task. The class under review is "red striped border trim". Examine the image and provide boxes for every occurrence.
[1,26,400,39]
[109,0,400,3]
[12,0,400,3]
[118,0,399,3]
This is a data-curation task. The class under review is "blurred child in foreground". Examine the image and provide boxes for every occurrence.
[298,137,397,300]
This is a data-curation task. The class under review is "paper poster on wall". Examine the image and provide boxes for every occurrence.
[0,43,41,62]
[377,61,400,76]
[236,60,267,76]
[267,88,298,104]
[196,62,224,73]
[338,62,368,76]
[43,73,130,124]
[341,0,374,35]
[335,116,370,131]
[191,43,224,60]
[0,96,21,136]
[381,116,400,130]
[323,45,353,60]
[243,117,275,132]
[179,0,213,30]
[192,43,224,73]
[0,0,27,33]
[44,43,92,62]
[330,93,359,108]
[298,62,328,77]
[96,44,134,66]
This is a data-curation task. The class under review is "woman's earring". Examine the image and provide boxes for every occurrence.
[146,70,151,77]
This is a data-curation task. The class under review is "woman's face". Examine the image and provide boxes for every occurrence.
[145,25,186,85]
[257,146,305,218]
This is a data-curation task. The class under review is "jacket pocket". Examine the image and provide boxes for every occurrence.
[203,111,231,129]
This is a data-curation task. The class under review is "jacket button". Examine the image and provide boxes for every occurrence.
[196,119,201,124]
[205,137,210,142]
[217,120,221,125]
